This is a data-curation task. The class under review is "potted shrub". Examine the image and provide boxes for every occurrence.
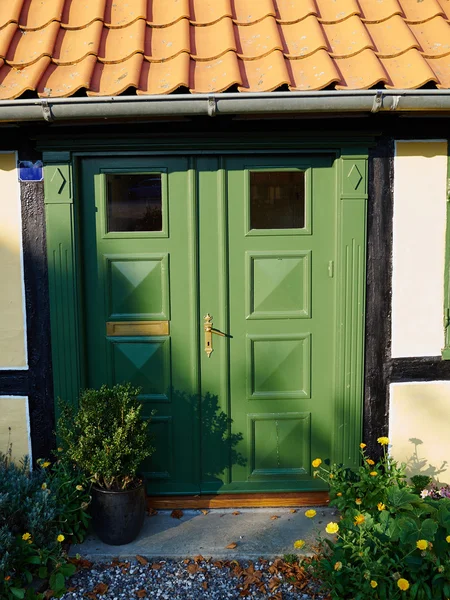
[57,383,154,545]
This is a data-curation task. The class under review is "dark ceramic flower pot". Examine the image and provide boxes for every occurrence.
[91,483,145,545]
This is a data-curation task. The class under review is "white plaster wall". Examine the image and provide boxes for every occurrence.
[0,152,28,368]
[391,141,447,358]
[389,382,450,484]
[0,396,31,464]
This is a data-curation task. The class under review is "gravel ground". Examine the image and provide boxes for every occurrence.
[61,556,330,600]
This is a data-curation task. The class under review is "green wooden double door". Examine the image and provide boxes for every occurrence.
[81,154,339,494]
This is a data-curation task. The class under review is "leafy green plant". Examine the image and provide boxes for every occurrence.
[0,458,77,600]
[57,383,155,490]
[303,438,450,599]
[49,452,91,543]
[411,474,432,496]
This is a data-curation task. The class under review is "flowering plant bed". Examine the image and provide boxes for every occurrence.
[0,451,91,599]
[297,438,450,600]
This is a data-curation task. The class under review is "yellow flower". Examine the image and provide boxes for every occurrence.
[57,534,65,543]
[377,437,389,446]
[311,458,322,468]
[334,561,342,571]
[57,447,63,452]
[416,539,428,551]
[42,461,51,468]
[360,443,366,449]
[22,533,31,541]
[294,539,305,549]
[337,492,342,497]
[369,471,378,477]
[76,485,83,491]
[446,535,450,543]
[326,522,339,534]
[397,578,409,591]
[355,513,366,524]
[366,459,375,466]
[355,498,362,505]
[41,483,47,490]
[305,509,317,518]
[377,502,386,511]
[370,581,378,589]
[329,473,334,479]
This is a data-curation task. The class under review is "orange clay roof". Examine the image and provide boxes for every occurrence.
[2,0,450,99]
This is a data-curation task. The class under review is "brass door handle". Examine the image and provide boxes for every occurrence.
[204,314,225,358]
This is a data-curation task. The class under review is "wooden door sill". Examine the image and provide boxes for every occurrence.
[147,491,329,509]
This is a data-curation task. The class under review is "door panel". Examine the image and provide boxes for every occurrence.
[225,156,336,492]
[81,157,200,494]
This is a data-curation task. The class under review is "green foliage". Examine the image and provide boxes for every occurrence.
[57,383,155,490]
[0,458,81,600]
[308,441,450,599]
[49,453,91,543]
[411,474,433,496]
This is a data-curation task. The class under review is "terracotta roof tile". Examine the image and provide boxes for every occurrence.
[19,0,65,31]
[335,48,388,89]
[398,0,444,23]
[289,49,340,90]
[437,0,450,21]
[104,0,146,28]
[0,56,50,98]
[366,16,419,57]
[357,0,403,23]
[2,0,450,99]
[87,52,143,95]
[38,54,97,96]
[190,0,232,26]
[322,15,373,56]
[314,0,361,23]
[53,21,103,64]
[0,0,25,30]
[0,24,18,59]
[138,52,190,93]
[147,0,190,26]
[427,53,450,86]
[192,50,241,92]
[232,0,276,25]
[192,18,236,60]
[409,16,450,57]
[239,49,290,91]
[99,18,145,63]
[274,0,318,24]
[381,48,438,87]
[236,16,281,59]
[6,21,60,66]
[144,19,190,61]
[280,17,327,58]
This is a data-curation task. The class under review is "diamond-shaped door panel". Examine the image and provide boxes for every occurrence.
[247,334,311,399]
[347,164,362,191]
[247,251,311,319]
[106,254,169,320]
[111,338,171,402]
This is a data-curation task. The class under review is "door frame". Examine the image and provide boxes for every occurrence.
[42,137,370,471]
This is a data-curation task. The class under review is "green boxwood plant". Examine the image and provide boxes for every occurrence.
[57,383,154,491]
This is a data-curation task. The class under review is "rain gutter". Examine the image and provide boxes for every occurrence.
[2,90,450,123]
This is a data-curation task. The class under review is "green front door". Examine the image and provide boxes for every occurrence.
[81,154,339,495]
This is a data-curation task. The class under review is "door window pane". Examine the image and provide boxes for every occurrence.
[106,174,162,232]
[250,171,305,230]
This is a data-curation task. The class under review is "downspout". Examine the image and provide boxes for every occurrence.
[1,90,450,123]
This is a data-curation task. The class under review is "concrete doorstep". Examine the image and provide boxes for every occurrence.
[70,507,337,562]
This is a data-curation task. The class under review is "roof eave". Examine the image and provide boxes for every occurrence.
[2,90,450,124]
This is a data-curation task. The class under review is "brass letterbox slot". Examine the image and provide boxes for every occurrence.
[106,321,169,337]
